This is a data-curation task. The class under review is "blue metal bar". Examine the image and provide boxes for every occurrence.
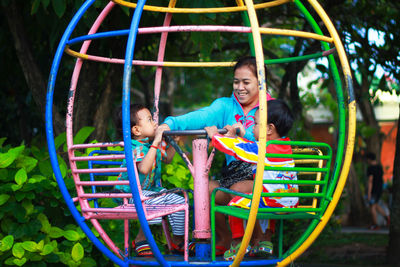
[126,258,282,266]
[87,150,123,208]
[67,29,130,45]
[45,0,127,266]
[121,0,170,266]
[90,161,123,165]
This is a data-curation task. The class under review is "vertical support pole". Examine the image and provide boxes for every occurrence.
[124,218,129,257]
[192,138,211,239]
[192,138,211,259]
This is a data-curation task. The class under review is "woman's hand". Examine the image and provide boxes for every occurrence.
[158,123,171,132]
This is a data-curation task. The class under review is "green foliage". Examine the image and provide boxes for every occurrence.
[51,0,66,18]
[0,134,110,266]
[162,154,193,190]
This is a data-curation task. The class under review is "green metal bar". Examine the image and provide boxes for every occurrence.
[264,166,329,172]
[214,207,322,216]
[264,50,334,64]
[258,207,323,212]
[260,193,325,198]
[240,9,256,56]
[264,153,331,159]
[210,186,217,261]
[262,180,327,185]
[279,219,283,258]
[214,206,322,219]
[267,140,332,147]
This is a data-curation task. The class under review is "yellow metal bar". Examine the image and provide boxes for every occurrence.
[65,28,332,63]
[65,46,89,60]
[231,0,267,265]
[112,0,292,13]
[308,0,352,83]
[277,0,355,265]
[312,152,323,209]
[64,47,235,67]
[144,62,234,67]
[259,28,333,43]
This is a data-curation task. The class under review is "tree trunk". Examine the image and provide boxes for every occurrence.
[3,1,64,135]
[357,89,382,158]
[347,70,382,224]
[93,67,117,142]
[346,164,370,225]
[74,63,99,134]
[162,68,175,117]
[388,111,400,266]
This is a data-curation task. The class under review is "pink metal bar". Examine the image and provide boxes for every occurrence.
[90,218,123,258]
[162,218,173,251]
[72,167,126,173]
[70,142,124,149]
[79,193,132,198]
[76,181,129,186]
[137,25,250,34]
[65,2,117,214]
[82,206,185,216]
[206,148,216,172]
[71,154,125,161]
[124,218,129,257]
[153,12,173,123]
[192,139,211,239]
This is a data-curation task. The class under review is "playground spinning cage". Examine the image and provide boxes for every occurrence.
[45,0,356,266]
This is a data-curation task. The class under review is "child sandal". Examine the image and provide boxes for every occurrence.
[253,240,273,257]
[133,240,153,257]
[170,241,184,255]
[223,242,251,261]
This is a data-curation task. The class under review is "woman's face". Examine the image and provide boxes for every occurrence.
[233,66,259,108]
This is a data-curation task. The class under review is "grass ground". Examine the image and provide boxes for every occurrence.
[294,227,389,267]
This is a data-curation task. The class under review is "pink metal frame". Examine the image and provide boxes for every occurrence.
[64,0,220,262]
[68,142,190,261]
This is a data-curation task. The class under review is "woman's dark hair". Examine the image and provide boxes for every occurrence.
[233,56,268,80]
[115,103,146,133]
[266,99,294,137]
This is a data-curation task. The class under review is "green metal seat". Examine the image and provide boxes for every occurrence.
[210,140,333,261]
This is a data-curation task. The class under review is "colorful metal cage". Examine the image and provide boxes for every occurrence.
[45,0,355,266]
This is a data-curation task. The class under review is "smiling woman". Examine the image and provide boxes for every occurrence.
[161,56,273,253]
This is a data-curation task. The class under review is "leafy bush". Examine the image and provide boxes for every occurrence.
[162,155,193,190]
[0,128,109,266]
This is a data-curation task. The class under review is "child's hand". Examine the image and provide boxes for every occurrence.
[223,125,236,137]
[153,126,165,146]
[231,123,245,137]
[204,126,218,139]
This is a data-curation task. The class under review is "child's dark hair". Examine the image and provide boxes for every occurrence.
[115,103,146,133]
[366,152,376,161]
[266,99,294,137]
[234,56,268,80]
